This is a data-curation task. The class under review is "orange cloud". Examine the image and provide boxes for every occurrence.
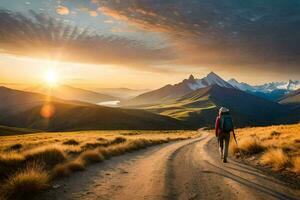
[98,6,172,33]
[56,6,69,15]
[98,6,129,21]
[89,11,98,17]
[111,27,135,33]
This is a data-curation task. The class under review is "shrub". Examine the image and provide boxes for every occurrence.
[51,163,71,177]
[82,142,107,150]
[291,156,300,174]
[270,131,281,137]
[3,163,49,199]
[63,139,79,146]
[24,147,66,169]
[5,144,23,152]
[111,137,127,145]
[51,159,85,178]
[260,148,289,171]
[294,139,300,143]
[236,136,265,155]
[97,137,107,141]
[79,149,105,165]
[66,159,85,172]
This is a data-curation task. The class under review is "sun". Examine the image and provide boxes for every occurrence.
[44,69,59,86]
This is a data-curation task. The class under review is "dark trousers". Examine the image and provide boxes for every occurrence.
[218,132,230,160]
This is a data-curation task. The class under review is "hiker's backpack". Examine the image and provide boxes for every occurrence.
[220,114,233,133]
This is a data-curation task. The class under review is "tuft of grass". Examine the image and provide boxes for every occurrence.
[291,156,300,174]
[111,137,127,145]
[294,139,300,143]
[270,131,281,137]
[260,148,289,171]
[52,158,85,178]
[66,159,85,172]
[82,142,107,150]
[79,149,105,165]
[3,163,49,199]
[231,136,265,155]
[5,144,23,152]
[51,163,71,177]
[63,139,79,146]
[0,153,25,178]
[24,147,66,169]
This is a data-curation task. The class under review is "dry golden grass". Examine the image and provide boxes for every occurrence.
[230,136,265,155]
[2,163,49,199]
[79,149,105,164]
[63,139,80,146]
[52,158,86,177]
[230,123,300,173]
[291,156,300,173]
[260,148,289,170]
[0,130,198,199]
[24,147,67,169]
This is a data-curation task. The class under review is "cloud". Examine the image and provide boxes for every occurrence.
[89,11,98,17]
[96,0,300,74]
[0,10,175,71]
[56,6,70,15]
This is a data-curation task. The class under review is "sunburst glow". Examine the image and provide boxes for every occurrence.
[44,69,59,86]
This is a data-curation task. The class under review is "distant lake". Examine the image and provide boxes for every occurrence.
[97,100,120,107]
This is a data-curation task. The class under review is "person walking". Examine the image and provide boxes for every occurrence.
[215,107,235,163]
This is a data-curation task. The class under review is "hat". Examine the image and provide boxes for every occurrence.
[219,107,229,115]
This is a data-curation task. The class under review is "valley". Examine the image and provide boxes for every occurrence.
[1,72,300,131]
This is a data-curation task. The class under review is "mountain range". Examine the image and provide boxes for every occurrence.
[123,72,300,106]
[26,85,118,104]
[121,72,300,128]
[1,72,299,131]
[122,72,234,106]
[228,79,300,101]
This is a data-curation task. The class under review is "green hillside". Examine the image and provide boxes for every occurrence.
[143,85,298,128]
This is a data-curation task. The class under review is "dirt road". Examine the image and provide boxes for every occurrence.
[40,132,300,200]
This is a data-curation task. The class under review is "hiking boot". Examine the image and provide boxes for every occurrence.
[223,158,227,163]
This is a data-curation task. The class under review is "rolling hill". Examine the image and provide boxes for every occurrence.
[0,86,49,116]
[26,84,118,104]
[0,125,39,136]
[0,86,186,131]
[143,85,298,128]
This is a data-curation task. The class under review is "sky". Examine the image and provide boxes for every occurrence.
[0,0,300,90]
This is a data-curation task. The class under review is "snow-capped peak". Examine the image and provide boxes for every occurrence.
[228,78,300,93]
[287,80,300,90]
[185,72,233,90]
[228,79,254,91]
[203,72,233,88]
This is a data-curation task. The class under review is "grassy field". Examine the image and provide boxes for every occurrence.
[0,130,198,199]
[230,123,300,174]
[144,94,216,120]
